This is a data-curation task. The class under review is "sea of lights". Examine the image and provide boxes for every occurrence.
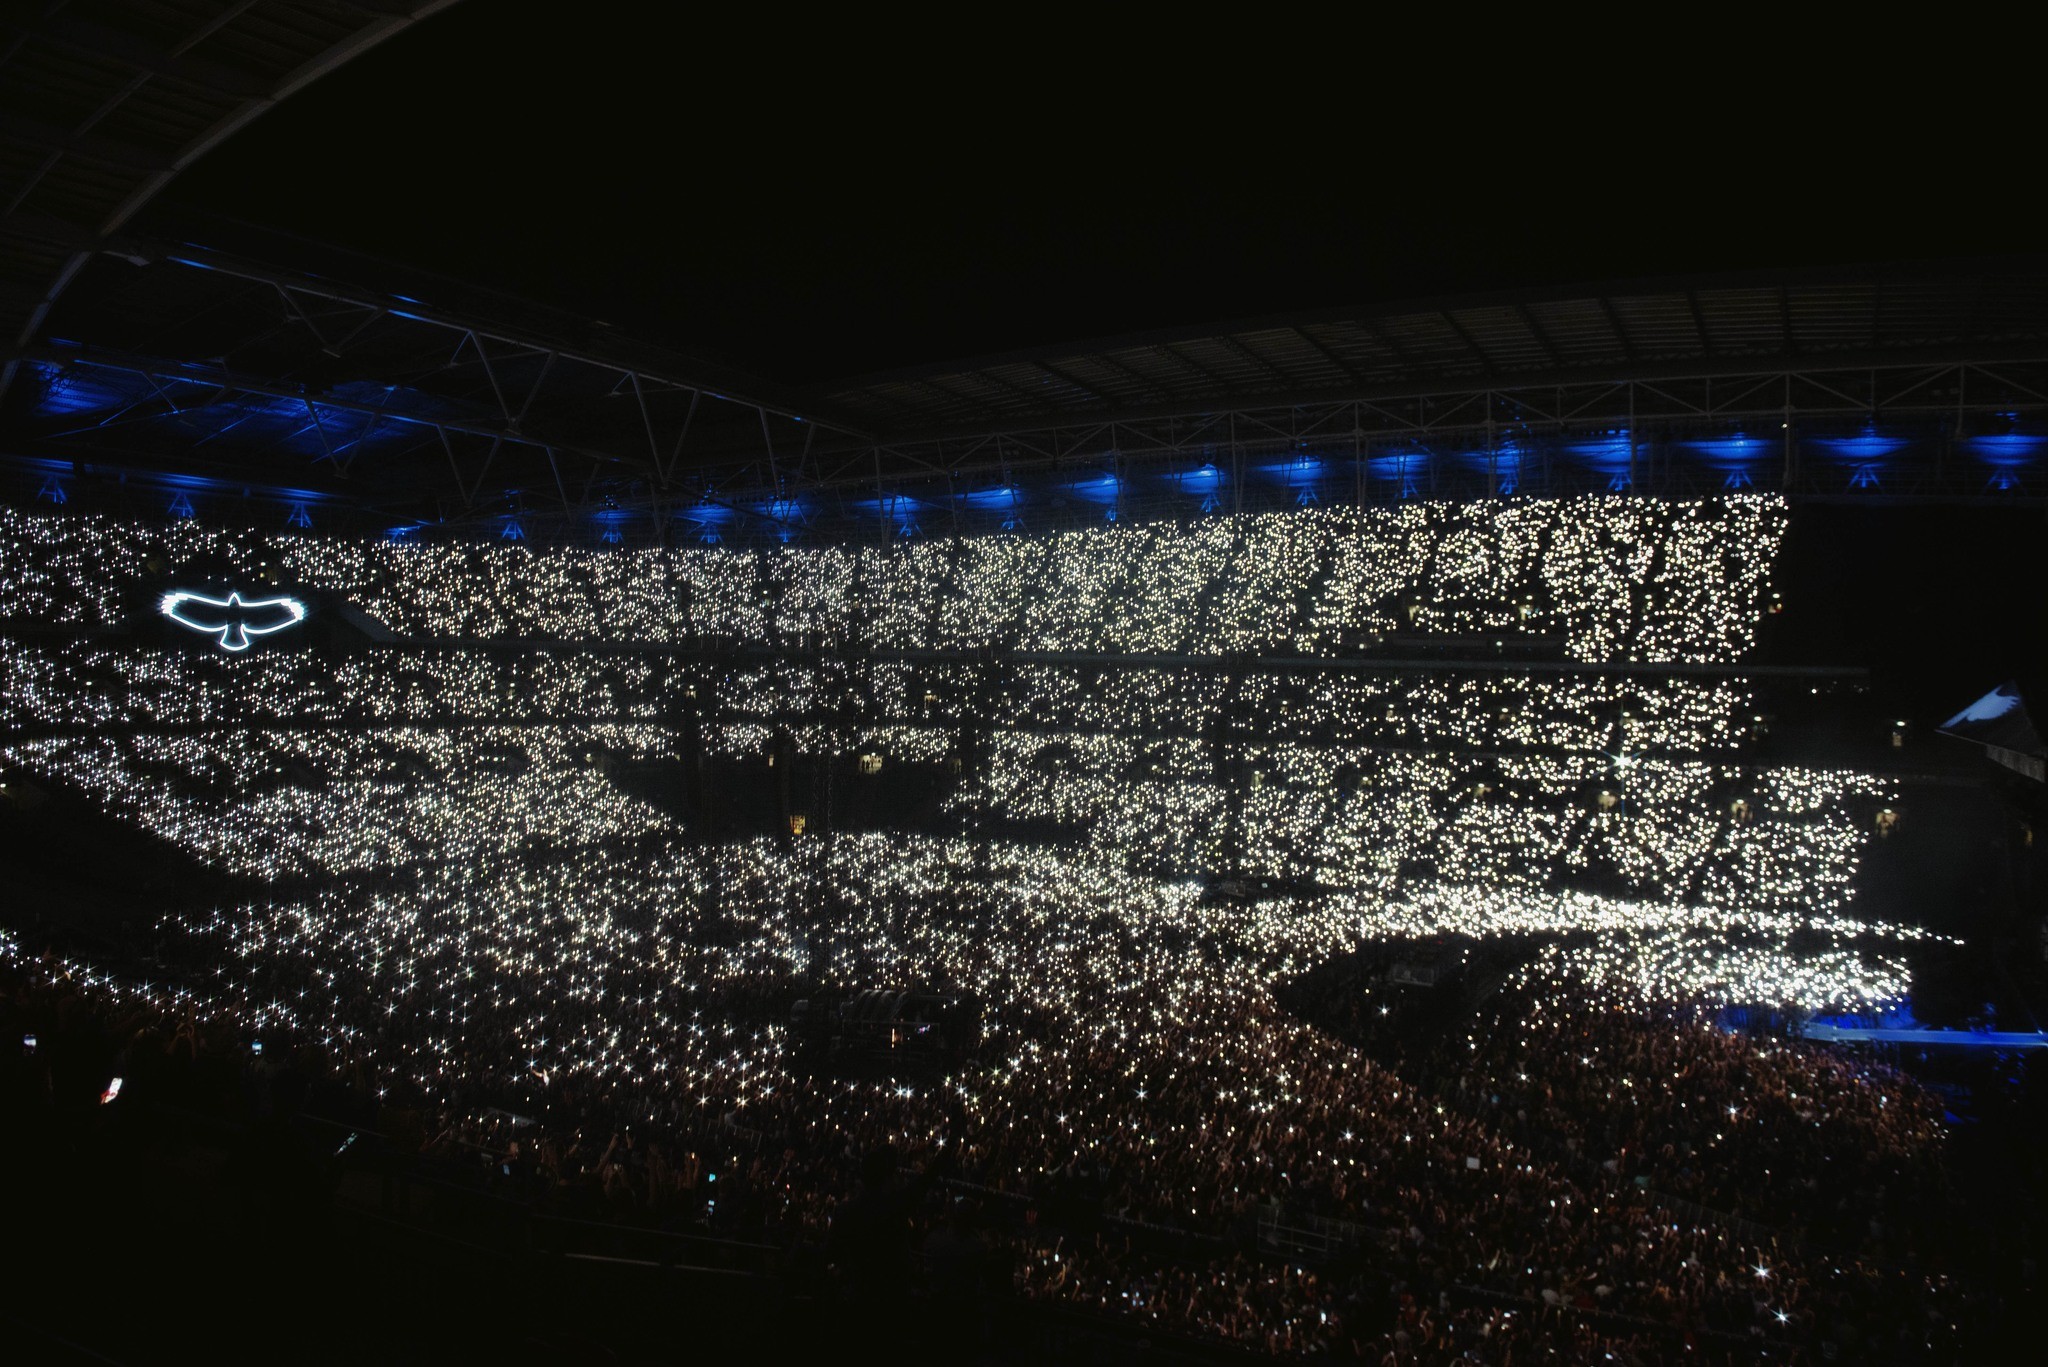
[0,495,1790,665]
[0,492,1982,1360]
[0,494,1899,1028]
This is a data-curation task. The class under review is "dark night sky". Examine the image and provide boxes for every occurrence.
[152,7,2037,385]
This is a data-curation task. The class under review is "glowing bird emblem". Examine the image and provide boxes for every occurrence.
[158,590,308,652]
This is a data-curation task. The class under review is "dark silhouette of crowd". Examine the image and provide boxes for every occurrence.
[5,930,2035,1366]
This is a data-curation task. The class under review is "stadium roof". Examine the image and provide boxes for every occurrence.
[10,242,2048,537]
[818,264,2048,438]
[0,1,457,392]
[1,6,2044,536]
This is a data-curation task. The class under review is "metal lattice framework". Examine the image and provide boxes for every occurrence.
[790,266,2048,514]
[1,0,2043,541]
[827,270,2048,429]
[0,0,460,395]
[10,236,874,528]
[9,242,2046,539]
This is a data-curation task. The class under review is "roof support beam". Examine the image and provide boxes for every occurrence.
[776,349,2048,476]
[1290,326,1364,384]
[1595,296,1634,361]
[139,242,871,440]
[1513,304,1561,369]
[1153,343,1230,389]
[1685,291,1711,352]
[26,343,659,478]
[15,13,276,99]
[1436,311,1492,374]
[0,111,175,177]
[1213,334,1295,388]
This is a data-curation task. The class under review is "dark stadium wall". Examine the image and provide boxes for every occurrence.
[1771,503,2048,726]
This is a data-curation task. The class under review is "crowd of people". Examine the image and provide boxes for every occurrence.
[0,494,1784,661]
[0,494,2013,1361]
[4,918,2015,1364]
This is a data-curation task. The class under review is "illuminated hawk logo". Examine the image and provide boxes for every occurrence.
[158,590,308,652]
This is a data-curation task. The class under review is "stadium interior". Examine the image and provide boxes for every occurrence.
[1,7,2045,1366]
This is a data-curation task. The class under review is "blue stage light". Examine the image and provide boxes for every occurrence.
[1683,434,1770,473]
[1562,433,1634,477]
[1067,472,1121,504]
[686,501,734,525]
[1813,430,1908,463]
[1963,434,2044,468]
[961,485,1020,512]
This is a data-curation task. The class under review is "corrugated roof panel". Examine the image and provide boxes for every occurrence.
[934,369,1031,418]
[1789,283,1877,352]
[1170,338,1254,389]
[1697,288,1784,353]
[1970,279,2048,342]
[1447,306,1547,372]
[1092,347,1190,397]
[1377,310,1485,369]
[819,388,904,425]
[0,145,50,185]
[1035,354,1135,405]
[880,391,966,428]
[1237,327,1343,390]
[1359,309,1458,362]
[1303,320,1409,380]
[1525,298,1621,361]
[103,83,242,148]
[984,360,1096,410]
[852,381,930,418]
[22,158,132,225]
[71,0,195,50]
[214,7,362,69]
[1607,293,1704,354]
[896,376,980,424]
[5,47,138,126]
[1874,280,1970,347]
